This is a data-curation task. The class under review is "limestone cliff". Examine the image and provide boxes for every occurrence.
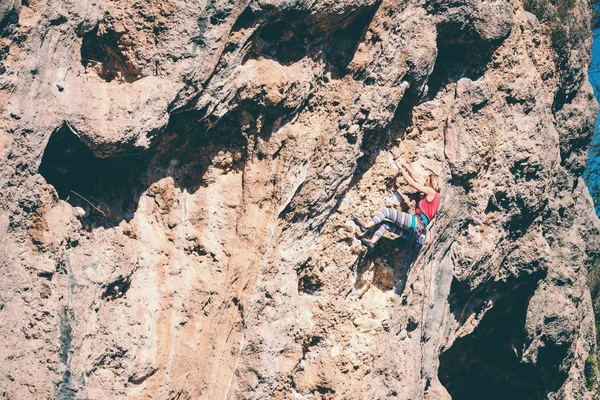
[1,0,599,398]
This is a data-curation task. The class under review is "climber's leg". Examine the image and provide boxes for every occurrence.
[384,208,419,232]
[360,222,389,249]
[360,222,411,249]
[372,223,392,242]
[371,208,394,226]
[355,207,396,236]
[354,208,395,233]
[376,222,412,241]
[357,208,419,248]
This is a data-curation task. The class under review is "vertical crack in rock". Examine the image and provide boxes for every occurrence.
[57,265,78,399]
[57,307,75,400]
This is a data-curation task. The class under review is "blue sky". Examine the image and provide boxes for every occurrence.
[584,30,600,215]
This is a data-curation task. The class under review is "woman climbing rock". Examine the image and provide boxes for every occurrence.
[354,160,440,249]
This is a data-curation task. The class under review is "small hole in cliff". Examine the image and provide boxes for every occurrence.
[439,272,564,400]
[81,25,142,83]
[315,386,335,395]
[0,7,19,38]
[406,317,418,332]
[298,273,323,295]
[251,16,310,65]
[102,275,132,301]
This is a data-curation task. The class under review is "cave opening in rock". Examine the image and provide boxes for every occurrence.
[38,125,149,225]
[39,110,250,227]
[438,272,567,400]
[426,23,499,100]
[80,25,143,83]
[323,5,378,78]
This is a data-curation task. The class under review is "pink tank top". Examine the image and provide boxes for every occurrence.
[415,192,440,222]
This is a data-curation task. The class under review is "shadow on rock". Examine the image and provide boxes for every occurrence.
[39,108,252,228]
[438,269,563,400]
[354,236,420,295]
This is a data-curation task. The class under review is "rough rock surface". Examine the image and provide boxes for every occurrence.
[1,0,599,399]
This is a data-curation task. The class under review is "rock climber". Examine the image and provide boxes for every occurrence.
[353,160,440,249]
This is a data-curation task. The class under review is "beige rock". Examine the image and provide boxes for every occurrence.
[0,0,598,399]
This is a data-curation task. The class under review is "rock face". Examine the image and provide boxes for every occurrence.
[1,0,599,398]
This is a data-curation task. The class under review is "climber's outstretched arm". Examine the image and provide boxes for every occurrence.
[402,161,419,181]
[396,162,436,198]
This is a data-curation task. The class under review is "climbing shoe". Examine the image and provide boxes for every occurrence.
[353,217,369,233]
[359,237,375,250]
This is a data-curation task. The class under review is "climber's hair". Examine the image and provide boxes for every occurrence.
[426,173,441,192]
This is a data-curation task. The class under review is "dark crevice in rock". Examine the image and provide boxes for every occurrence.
[354,236,419,295]
[298,272,323,295]
[296,258,324,295]
[506,196,546,240]
[102,274,133,301]
[39,108,250,227]
[560,134,594,175]
[249,13,311,65]
[352,97,415,190]
[485,195,502,214]
[37,270,53,280]
[301,336,323,358]
[426,23,500,100]
[0,7,19,38]
[439,270,567,400]
[231,7,257,32]
[80,25,142,83]
[552,80,579,113]
[448,172,475,195]
[323,5,379,79]
[486,191,510,213]
[510,158,541,183]
[406,317,418,332]
[245,3,377,76]
[128,368,158,385]
[50,15,68,26]
[315,385,335,395]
